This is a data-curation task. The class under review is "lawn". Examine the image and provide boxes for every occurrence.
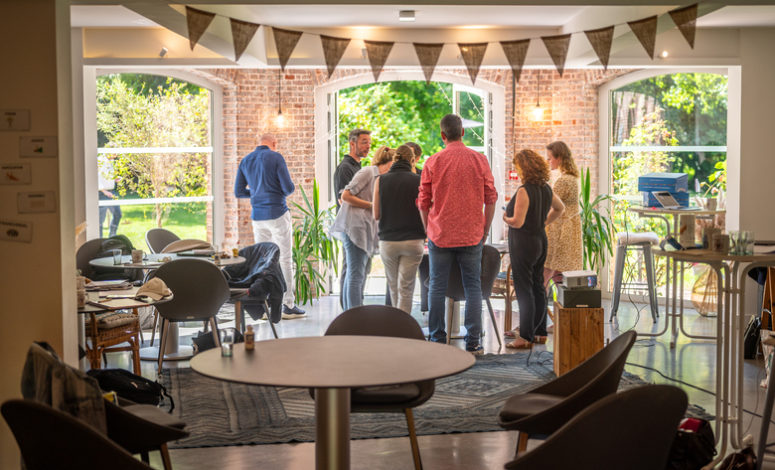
[102,203,208,250]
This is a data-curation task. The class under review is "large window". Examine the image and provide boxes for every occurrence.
[606,72,728,297]
[95,73,214,249]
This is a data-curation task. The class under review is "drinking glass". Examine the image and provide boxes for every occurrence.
[112,249,123,265]
[740,230,755,255]
[220,328,236,357]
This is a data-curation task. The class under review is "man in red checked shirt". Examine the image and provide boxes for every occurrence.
[417,114,497,355]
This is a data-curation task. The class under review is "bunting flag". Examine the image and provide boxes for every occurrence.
[628,15,658,59]
[499,39,530,83]
[458,42,488,85]
[669,3,698,49]
[364,40,394,82]
[584,25,615,70]
[413,43,444,83]
[541,34,572,77]
[229,18,260,61]
[185,6,216,51]
[320,35,351,78]
[272,27,303,71]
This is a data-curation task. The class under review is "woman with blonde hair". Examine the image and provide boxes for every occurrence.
[331,146,394,310]
[503,149,565,349]
[373,144,426,313]
[544,141,583,287]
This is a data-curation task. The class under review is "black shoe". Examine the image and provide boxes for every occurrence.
[466,344,484,355]
[282,305,306,319]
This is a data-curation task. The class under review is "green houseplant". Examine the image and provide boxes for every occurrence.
[291,180,339,304]
[579,167,615,275]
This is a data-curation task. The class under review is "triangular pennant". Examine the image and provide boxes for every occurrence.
[669,3,698,49]
[499,39,530,83]
[457,42,488,85]
[320,35,351,79]
[272,27,303,71]
[229,18,260,62]
[541,34,572,77]
[185,6,216,51]
[584,25,615,70]
[628,15,658,59]
[413,43,444,83]
[364,40,394,82]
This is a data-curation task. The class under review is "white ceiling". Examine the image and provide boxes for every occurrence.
[71,4,775,29]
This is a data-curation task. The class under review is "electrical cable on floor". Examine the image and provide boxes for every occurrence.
[626,361,775,427]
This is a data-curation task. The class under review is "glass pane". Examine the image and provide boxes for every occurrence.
[96,73,213,245]
[102,202,208,250]
[611,73,727,147]
[457,91,485,150]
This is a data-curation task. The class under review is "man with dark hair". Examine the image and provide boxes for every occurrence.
[333,128,372,307]
[235,133,306,319]
[417,114,497,355]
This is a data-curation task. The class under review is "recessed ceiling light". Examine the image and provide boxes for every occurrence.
[661,50,669,58]
[399,10,415,22]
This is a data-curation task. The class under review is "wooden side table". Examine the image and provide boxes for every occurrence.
[553,302,604,376]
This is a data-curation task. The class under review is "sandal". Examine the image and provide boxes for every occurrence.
[505,338,533,349]
[504,329,517,338]
[534,336,548,344]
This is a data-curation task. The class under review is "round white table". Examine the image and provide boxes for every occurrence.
[89,253,245,360]
[190,335,475,470]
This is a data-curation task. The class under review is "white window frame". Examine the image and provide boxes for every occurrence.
[84,68,224,245]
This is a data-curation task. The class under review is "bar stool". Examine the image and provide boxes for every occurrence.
[610,231,660,322]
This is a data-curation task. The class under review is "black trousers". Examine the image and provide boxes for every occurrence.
[509,230,548,342]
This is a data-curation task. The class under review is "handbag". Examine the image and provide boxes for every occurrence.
[665,418,716,470]
[719,446,756,470]
[87,368,174,412]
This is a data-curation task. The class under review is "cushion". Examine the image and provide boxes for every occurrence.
[616,231,659,246]
[498,392,564,423]
[352,383,421,405]
[124,404,186,429]
[86,312,136,329]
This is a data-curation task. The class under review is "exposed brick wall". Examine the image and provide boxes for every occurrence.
[199,67,635,248]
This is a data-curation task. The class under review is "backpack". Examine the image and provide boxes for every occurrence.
[665,418,716,470]
[87,368,174,412]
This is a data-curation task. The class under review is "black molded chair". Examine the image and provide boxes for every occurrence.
[77,237,135,281]
[498,330,637,456]
[445,244,503,348]
[145,228,180,254]
[2,399,153,470]
[323,305,435,470]
[504,385,687,469]
[152,258,230,374]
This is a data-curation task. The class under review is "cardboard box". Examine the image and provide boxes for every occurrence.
[638,172,689,193]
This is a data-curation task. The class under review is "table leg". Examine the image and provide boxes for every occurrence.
[315,387,351,470]
[140,323,193,361]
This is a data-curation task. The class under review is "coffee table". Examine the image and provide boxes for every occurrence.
[190,335,475,470]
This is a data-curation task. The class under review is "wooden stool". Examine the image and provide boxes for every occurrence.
[553,302,604,376]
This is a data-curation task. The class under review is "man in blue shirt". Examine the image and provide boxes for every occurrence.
[235,134,305,318]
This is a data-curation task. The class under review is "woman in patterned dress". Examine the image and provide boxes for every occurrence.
[544,141,583,286]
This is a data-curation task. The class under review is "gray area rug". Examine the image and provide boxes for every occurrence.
[161,351,711,449]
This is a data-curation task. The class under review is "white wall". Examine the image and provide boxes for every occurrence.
[0,1,75,467]
[737,28,775,239]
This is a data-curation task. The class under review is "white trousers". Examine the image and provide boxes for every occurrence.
[252,212,295,307]
[379,239,424,313]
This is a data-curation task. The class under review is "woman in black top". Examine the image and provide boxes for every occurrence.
[503,149,565,349]
[373,144,426,313]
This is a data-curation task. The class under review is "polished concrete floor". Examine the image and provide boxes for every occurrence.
[103,292,775,469]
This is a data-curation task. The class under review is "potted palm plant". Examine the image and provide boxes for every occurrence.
[579,168,615,275]
[291,180,339,305]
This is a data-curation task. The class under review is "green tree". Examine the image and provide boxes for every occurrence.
[97,75,211,227]
[337,81,453,165]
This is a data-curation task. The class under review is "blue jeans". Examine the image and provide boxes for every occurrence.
[428,240,483,348]
[342,234,371,311]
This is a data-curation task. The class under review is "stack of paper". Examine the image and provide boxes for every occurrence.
[85,280,132,291]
